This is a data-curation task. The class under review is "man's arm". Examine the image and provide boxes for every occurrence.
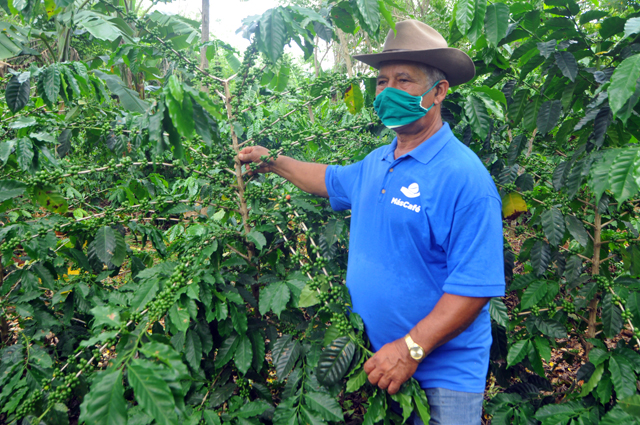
[238,146,329,197]
[363,293,489,395]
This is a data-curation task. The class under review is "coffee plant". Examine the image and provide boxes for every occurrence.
[1,0,640,424]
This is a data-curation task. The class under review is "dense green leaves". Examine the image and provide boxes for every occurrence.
[484,3,509,47]
[5,74,30,113]
[90,226,117,265]
[522,95,543,132]
[600,16,626,38]
[624,17,640,39]
[41,64,61,106]
[185,329,203,370]
[467,0,486,43]
[609,356,636,399]
[16,137,34,172]
[304,392,343,422]
[508,90,528,126]
[489,298,509,327]
[57,129,72,157]
[530,241,551,276]
[90,305,121,328]
[317,336,355,386]
[272,335,302,379]
[555,52,578,82]
[79,370,127,425]
[356,0,380,32]
[247,229,267,250]
[234,334,253,375]
[128,359,179,425]
[602,294,623,338]
[537,40,556,59]
[260,8,287,63]
[455,0,475,35]
[2,2,640,424]
[565,215,588,247]
[536,100,562,135]
[0,180,26,203]
[507,340,530,367]
[330,5,356,34]
[608,148,640,204]
[75,10,125,41]
[541,207,565,247]
[465,95,491,139]
[346,368,368,392]
[609,54,640,117]
[260,281,290,317]
[521,280,548,309]
[579,10,608,24]
[96,71,150,114]
[619,394,640,417]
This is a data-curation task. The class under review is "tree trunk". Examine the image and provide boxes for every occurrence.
[200,0,210,71]
[308,104,315,123]
[586,209,602,353]
[0,261,7,345]
[313,36,319,78]
[337,29,353,78]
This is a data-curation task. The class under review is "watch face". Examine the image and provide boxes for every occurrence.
[410,346,424,359]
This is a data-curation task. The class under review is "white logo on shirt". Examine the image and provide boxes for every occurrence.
[400,183,420,198]
[391,197,421,213]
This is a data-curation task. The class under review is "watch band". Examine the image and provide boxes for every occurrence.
[404,334,426,362]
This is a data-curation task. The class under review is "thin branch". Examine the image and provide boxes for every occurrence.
[599,254,616,264]
[226,244,251,262]
[558,245,592,263]
[601,219,615,228]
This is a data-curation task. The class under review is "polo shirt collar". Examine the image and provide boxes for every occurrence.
[382,122,454,165]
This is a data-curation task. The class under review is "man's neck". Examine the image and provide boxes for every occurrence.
[394,115,443,159]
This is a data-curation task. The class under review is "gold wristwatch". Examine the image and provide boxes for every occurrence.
[404,334,426,362]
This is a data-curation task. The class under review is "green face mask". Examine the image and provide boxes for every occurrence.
[373,80,441,129]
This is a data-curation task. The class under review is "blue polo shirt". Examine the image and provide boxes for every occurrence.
[325,123,505,393]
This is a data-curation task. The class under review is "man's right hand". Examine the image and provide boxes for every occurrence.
[237,145,329,197]
[238,146,273,174]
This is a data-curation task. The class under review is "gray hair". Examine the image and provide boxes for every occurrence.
[416,64,447,87]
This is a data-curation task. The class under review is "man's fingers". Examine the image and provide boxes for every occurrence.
[387,381,401,395]
[363,357,375,374]
[377,376,391,391]
[367,369,383,386]
[238,147,255,163]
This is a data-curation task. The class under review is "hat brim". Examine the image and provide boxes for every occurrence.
[353,48,475,87]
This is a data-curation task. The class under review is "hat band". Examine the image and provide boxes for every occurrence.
[381,47,447,53]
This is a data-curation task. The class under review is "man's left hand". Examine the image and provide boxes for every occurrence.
[364,338,418,394]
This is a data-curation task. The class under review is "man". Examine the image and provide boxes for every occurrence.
[239,20,505,425]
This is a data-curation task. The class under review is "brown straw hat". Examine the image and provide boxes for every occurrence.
[353,20,475,87]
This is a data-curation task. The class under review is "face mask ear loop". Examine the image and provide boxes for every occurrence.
[419,80,442,113]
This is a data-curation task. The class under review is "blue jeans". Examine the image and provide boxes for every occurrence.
[393,388,484,425]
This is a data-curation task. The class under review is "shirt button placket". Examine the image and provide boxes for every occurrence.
[379,165,395,202]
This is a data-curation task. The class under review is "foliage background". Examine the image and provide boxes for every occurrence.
[2,0,640,424]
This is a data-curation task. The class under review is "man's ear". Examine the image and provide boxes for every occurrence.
[434,80,450,105]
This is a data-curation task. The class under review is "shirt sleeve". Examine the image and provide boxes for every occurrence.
[442,196,506,297]
[324,162,363,211]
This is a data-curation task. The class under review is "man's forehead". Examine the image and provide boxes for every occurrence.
[377,61,425,78]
